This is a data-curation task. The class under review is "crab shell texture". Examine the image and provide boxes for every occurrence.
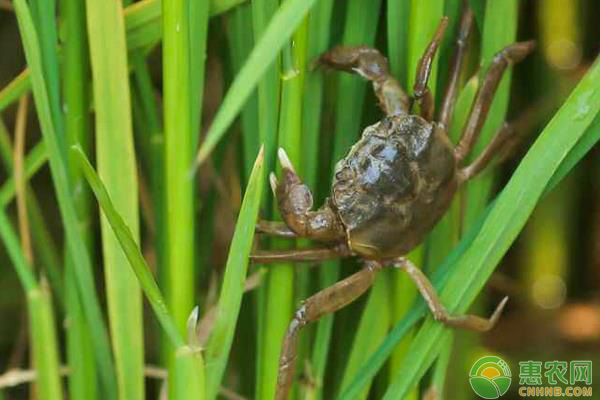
[332,114,457,259]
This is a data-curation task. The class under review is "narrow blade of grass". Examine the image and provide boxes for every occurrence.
[162,0,209,398]
[0,209,62,400]
[65,265,98,400]
[162,0,198,333]
[0,70,30,112]
[428,332,453,398]
[226,3,260,180]
[544,111,600,194]
[13,0,118,395]
[210,0,247,15]
[73,145,181,347]
[0,120,63,304]
[338,275,391,399]
[29,0,65,157]
[467,0,485,30]
[61,0,97,396]
[85,0,145,398]
[252,0,282,398]
[188,0,209,150]
[162,38,201,400]
[251,0,281,195]
[74,144,207,398]
[26,282,64,400]
[170,350,206,400]
[162,7,207,399]
[0,209,37,294]
[193,0,321,169]
[387,0,410,87]
[0,141,47,206]
[205,147,264,400]
[128,54,164,284]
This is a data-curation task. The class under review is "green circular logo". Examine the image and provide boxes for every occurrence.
[469,356,512,399]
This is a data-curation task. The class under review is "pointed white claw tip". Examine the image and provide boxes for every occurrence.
[498,295,509,310]
[491,296,510,324]
[277,147,295,172]
[269,172,278,195]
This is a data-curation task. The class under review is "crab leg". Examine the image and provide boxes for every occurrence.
[250,245,349,264]
[438,7,474,128]
[393,258,508,331]
[275,262,382,400]
[412,16,449,121]
[454,40,535,162]
[317,46,409,116]
[458,122,515,182]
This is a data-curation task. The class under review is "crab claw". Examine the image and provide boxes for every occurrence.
[269,172,279,197]
[278,147,296,174]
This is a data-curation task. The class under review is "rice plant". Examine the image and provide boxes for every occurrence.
[0,0,598,399]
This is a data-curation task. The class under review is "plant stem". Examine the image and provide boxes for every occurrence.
[61,0,98,396]
[162,0,208,397]
[85,0,146,397]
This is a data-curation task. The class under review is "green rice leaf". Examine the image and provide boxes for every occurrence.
[205,147,264,400]
[85,0,145,396]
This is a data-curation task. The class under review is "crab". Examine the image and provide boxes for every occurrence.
[251,8,535,400]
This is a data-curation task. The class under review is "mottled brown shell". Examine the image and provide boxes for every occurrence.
[331,114,457,258]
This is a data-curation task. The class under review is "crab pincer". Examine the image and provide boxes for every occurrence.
[273,148,314,232]
[267,148,345,242]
